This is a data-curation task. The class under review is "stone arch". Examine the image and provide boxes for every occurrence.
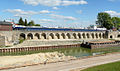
[78,33,81,39]
[41,33,47,39]
[91,33,94,39]
[66,33,71,39]
[95,33,98,39]
[99,33,102,38]
[102,33,105,38]
[61,33,66,39]
[86,33,90,38]
[20,33,26,40]
[49,33,54,39]
[110,35,113,39]
[27,33,33,39]
[118,35,120,38]
[55,33,60,39]
[82,33,86,39]
[34,33,40,39]
[73,33,77,39]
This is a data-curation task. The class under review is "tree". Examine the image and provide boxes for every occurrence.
[19,17,24,25]
[24,19,28,26]
[111,17,120,30]
[96,12,113,29]
[35,24,40,26]
[28,20,35,26]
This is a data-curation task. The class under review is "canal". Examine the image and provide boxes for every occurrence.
[1,47,120,58]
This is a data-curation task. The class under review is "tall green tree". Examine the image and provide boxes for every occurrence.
[28,20,35,26]
[19,17,24,25]
[24,19,28,26]
[111,17,120,30]
[96,12,113,29]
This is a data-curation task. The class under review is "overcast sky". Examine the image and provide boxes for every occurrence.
[0,0,120,28]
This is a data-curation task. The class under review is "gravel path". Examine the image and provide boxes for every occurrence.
[2,53,120,71]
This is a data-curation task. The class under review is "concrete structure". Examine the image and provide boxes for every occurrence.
[81,40,120,49]
[0,30,120,46]
[0,23,120,47]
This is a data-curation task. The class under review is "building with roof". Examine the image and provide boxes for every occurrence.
[0,21,13,31]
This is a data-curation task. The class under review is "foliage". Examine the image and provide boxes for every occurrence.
[96,12,120,30]
[28,20,35,26]
[19,39,24,44]
[18,18,40,26]
[18,17,24,25]
[24,19,28,26]
[35,24,40,26]
[111,17,120,30]
[96,12,113,30]
[82,61,120,71]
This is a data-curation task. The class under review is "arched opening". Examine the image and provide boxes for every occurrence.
[34,33,40,39]
[99,33,102,38]
[86,33,90,38]
[91,33,94,39]
[110,35,113,39]
[95,33,98,39]
[20,33,26,40]
[82,33,86,39]
[49,33,54,39]
[66,33,71,39]
[78,33,81,39]
[61,33,66,39]
[27,33,33,39]
[41,33,47,39]
[73,33,77,39]
[55,33,60,39]
[103,33,105,38]
[118,35,120,38]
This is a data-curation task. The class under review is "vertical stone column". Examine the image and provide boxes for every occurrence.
[97,33,100,39]
[46,33,49,40]
[80,33,83,39]
[59,33,63,39]
[89,33,92,39]
[94,33,96,39]
[39,33,41,40]
[76,34,79,39]
[71,33,74,39]
[54,34,57,39]
[33,33,37,40]
[65,33,68,39]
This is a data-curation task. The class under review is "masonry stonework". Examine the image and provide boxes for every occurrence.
[0,30,120,46]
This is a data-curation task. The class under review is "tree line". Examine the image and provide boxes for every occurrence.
[96,12,120,30]
[18,17,40,26]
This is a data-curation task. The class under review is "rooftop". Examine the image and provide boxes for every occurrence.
[0,21,12,25]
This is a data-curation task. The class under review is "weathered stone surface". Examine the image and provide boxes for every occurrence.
[0,52,76,68]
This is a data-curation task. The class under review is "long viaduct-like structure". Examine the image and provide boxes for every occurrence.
[0,21,120,46]
[0,29,120,46]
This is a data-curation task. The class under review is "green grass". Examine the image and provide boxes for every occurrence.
[81,61,120,71]
[19,39,25,44]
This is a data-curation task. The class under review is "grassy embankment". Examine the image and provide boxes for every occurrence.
[81,61,120,71]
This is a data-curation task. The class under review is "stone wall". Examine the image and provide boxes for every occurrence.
[81,41,120,49]
[0,31,13,46]
[1,30,120,46]
[13,30,106,41]
[0,36,5,47]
